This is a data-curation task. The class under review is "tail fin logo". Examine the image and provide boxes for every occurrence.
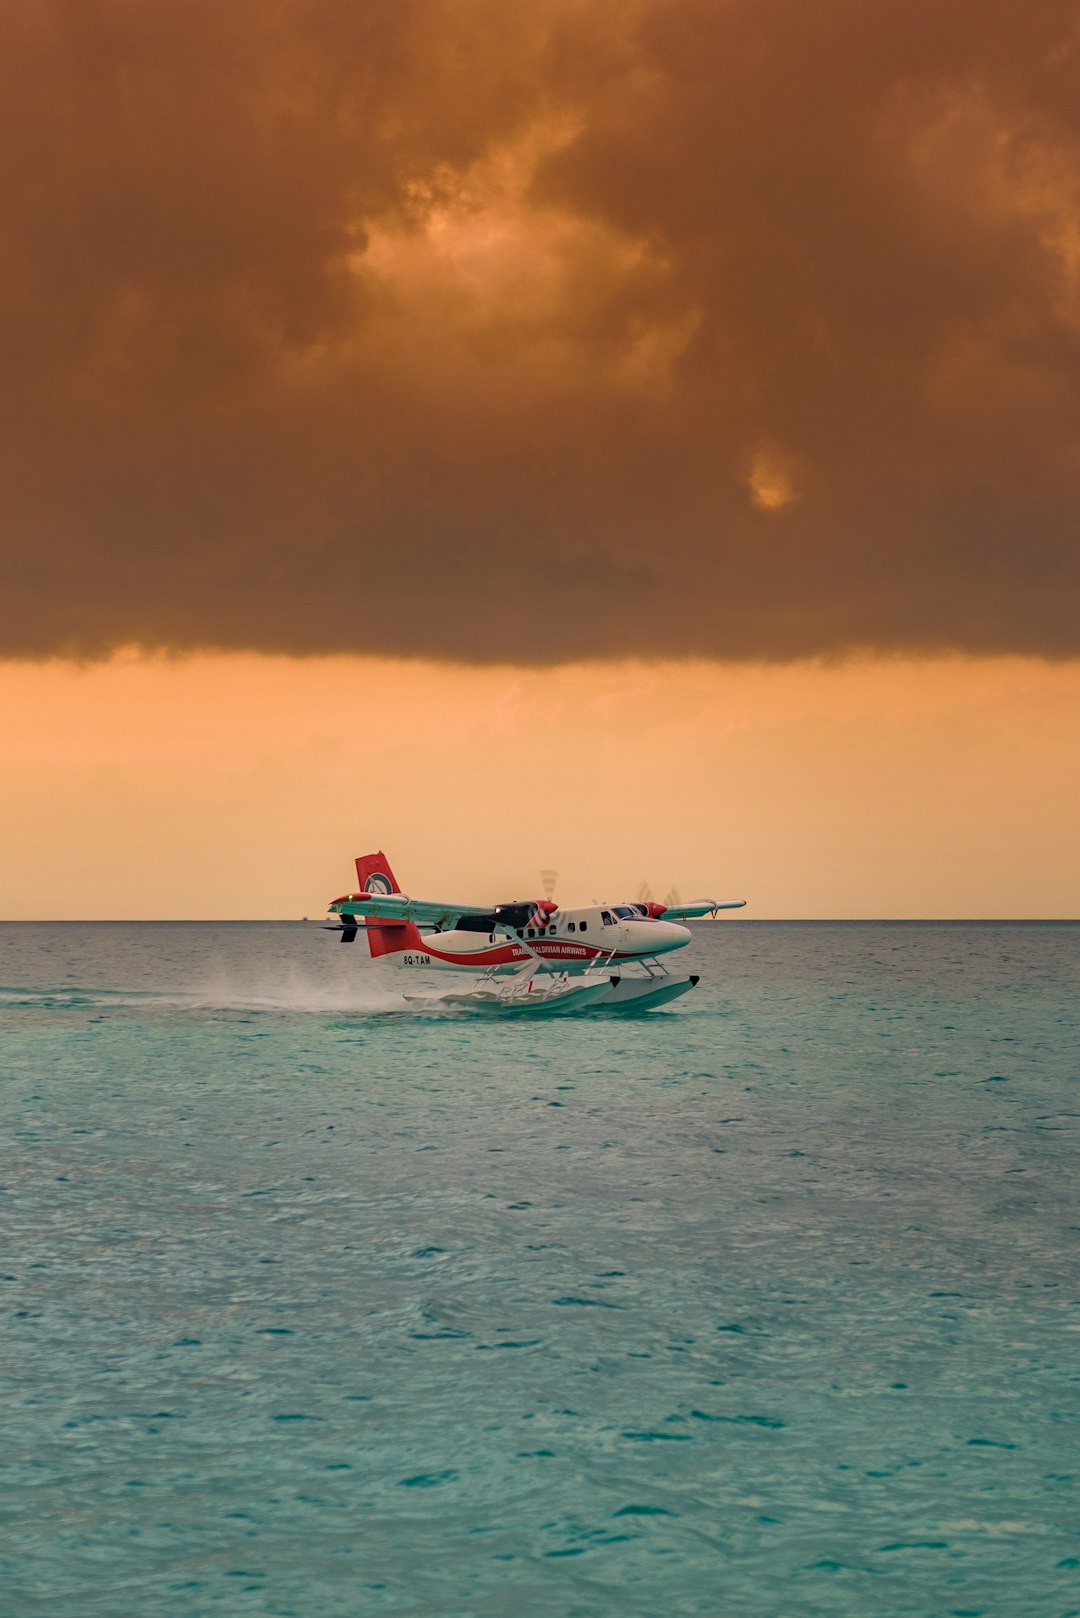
[354,850,401,895]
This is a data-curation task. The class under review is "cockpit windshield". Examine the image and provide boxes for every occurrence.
[613,905,636,919]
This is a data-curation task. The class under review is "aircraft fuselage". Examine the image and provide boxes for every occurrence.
[383,903,691,973]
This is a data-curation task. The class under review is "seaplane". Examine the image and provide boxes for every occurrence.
[326,852,746,1015]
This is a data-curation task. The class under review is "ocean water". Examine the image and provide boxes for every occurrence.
[1,921,1077,1618]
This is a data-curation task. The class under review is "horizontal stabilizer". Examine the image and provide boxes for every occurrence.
[322,919,361,942]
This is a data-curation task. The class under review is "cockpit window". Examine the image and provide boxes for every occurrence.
[613,905,636,919]
[601,910,615,926]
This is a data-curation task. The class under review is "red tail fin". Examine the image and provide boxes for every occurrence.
[352,851,420,958]
[367,919,426,959]
[354,850,400,897]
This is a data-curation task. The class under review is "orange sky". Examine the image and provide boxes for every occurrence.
[2,652,1077,919]
[2,4,1079,916]
[3,0,1080,661]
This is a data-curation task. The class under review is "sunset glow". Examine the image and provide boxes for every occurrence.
[2,653,1077,919]
[1,1,1078,916]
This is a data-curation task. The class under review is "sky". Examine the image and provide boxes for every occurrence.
[2,1,1079,917]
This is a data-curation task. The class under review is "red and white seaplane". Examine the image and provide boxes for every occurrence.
[327,851,746,1014]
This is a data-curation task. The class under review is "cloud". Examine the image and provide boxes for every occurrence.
[2,0,1079,661]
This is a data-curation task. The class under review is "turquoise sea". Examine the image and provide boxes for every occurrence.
[2,921,1077,1617]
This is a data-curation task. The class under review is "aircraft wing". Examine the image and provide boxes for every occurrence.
[328,892,495,929]
[663,899,747,919]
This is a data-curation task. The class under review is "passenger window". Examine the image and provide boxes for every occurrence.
[568,921,576,932]
[579,921,587,933]
[549,925,556,935]
[526,927,534,938]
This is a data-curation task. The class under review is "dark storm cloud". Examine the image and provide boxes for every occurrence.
[3,0,1080,661]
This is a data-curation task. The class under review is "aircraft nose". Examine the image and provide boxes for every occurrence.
[646,920,691,951]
